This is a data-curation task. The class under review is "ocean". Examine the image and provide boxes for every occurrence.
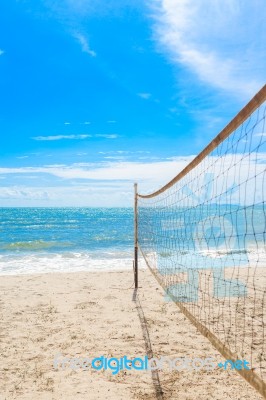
[0,208,135,275]
[0,206,265,276]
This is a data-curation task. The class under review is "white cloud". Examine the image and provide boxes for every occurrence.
[71,162,95,167]
[0,184,132,207]
[0,157,193,183]
[31,134,119,141]
[150,0,266,97]
[95,134,119,139]
[138,92,151,99]
[107,120,116,123]
[16,156,29,159]
[31,134,91,141]
[0,153,265,206]
[83,121,91,125]
[104,156,126,160]
[73,32,96,57]
[0,187,50,201]
[0,158,192,206]
[97,150,151,156]
[64,122,71,125]
[0,49,4,56]
[43,164,67,167]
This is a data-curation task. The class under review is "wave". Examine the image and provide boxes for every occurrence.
[0,240,72,251]
[0,251,145,276]
[153,245,266,269]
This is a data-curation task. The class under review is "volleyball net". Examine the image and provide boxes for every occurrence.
[135,85,266,397]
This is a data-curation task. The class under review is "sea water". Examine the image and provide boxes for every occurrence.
[0,206,265,276]
[0,208,135,275]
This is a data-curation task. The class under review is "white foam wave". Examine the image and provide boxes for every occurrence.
[0,252,146,276]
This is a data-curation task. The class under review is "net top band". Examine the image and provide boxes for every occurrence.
[137,84,266,199]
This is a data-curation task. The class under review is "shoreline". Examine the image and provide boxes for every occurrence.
[0,253,147,276]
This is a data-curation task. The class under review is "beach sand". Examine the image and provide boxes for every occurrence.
[0,268,263,399]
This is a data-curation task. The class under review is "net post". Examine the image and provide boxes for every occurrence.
[134,183,138,288]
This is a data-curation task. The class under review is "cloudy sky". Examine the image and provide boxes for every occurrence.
[0,0,265,206]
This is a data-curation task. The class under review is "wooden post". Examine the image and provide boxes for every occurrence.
[134,183,138,288]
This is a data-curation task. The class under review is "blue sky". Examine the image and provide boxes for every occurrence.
[0,0,265,206]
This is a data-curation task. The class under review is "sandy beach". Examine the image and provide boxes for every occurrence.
[0,267,262,400]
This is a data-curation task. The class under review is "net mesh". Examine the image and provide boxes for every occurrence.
[137,92,266,388]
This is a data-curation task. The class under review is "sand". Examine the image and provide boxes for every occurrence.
[0,268,263,399]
